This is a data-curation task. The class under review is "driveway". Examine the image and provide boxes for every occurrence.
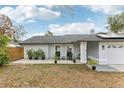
[96,64,124,72]
[11,59,82,64]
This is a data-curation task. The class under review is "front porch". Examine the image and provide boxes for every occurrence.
[11,59,82,64]
[23,41,96,64]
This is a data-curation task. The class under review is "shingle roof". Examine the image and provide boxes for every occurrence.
[20,34,124,44]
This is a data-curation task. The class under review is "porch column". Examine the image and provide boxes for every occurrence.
[80,42,87,63]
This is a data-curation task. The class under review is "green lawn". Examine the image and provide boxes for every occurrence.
[0,64,124,88]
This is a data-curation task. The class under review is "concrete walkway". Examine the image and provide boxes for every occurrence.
[11,59,82,65]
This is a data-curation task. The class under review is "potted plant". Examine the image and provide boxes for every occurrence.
[55,51,60,60]
[72,56,76,63]
[27,49,33,60]
[42,51,45,60]
[33,51,39,60]
[73,59,76,63]
[36,49,45,60]
[88,59,98,70]
[54,55,58,64]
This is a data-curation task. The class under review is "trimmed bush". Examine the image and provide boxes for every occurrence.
[88,59,98,65]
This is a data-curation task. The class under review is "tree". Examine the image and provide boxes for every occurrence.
[0,14,13,37]
[0,35,10,48]
[12,25,27,42]
[0,13,26,42]
[107,13,124,33]
[45,31,53,36]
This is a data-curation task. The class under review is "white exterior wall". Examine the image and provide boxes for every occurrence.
[80,42,87,63]
[99,42,124,65]
[24,44,49,59]
[73,42,80,59]
[49,44,54,59]
[87,42,99,61]
[99,42,108,64]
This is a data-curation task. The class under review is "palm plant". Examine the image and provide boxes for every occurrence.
[37,49,45,60]
[27,49,33,60]
[33,51,39,60]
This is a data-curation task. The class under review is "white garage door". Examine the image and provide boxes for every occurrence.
[107,44,124,64]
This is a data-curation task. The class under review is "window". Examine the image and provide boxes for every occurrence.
[67,46,72,52]
[55,46,60,52]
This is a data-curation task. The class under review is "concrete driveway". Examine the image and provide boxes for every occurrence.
[96,64,124,72]
[11,59,82,64]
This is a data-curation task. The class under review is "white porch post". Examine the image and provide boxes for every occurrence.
[80,42,87,63]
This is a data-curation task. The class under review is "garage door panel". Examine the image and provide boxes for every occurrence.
[107,45,124,64]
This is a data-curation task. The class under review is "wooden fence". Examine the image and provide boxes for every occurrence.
[8,47,24,61]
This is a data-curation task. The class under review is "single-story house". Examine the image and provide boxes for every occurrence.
[20,33,124,65]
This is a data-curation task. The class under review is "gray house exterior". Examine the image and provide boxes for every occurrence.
[20,34,124,65]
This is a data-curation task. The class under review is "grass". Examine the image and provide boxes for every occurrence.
[0,64,124,88]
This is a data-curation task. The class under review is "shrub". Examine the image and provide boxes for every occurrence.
[27,49,33,59]
[0,35,10,67]
[0,50,9,67]
[88,59,98,70]
[88,59,98,65]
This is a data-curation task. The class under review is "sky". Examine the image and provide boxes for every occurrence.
[0,5,124,40]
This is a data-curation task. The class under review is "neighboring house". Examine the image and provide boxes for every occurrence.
[20,33,124,65]
[8,41,22,48]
